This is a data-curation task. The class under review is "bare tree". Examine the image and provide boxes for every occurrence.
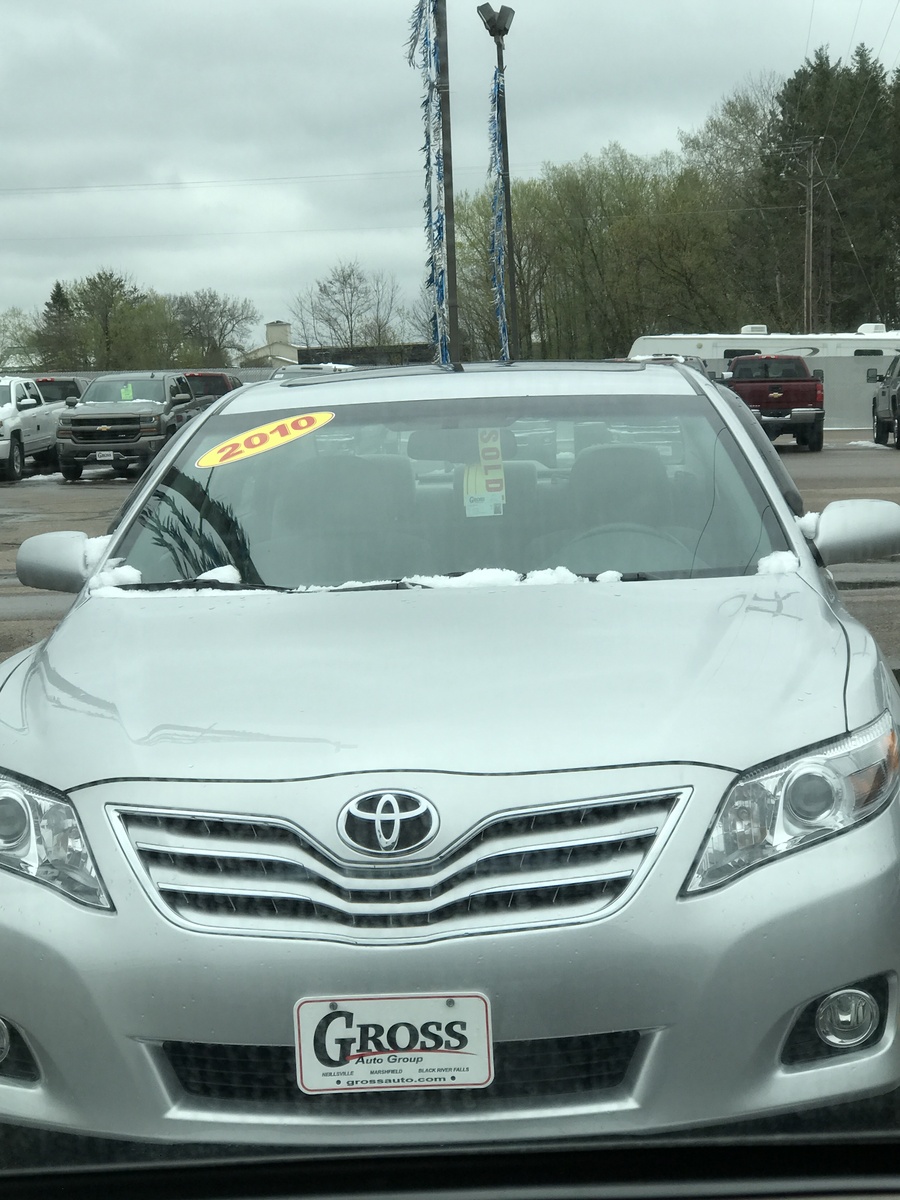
[172,289,260,366]
[290,261,404,350]
[0,307,41,370]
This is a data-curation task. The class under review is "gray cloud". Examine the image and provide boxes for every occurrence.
[3,0,900,345]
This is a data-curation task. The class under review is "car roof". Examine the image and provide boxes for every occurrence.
[224,360,701,413]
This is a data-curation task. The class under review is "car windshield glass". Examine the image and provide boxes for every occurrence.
[113,393,789,588]
[34,380,80,402]
[81,379,165,403]
[188,375,232,396]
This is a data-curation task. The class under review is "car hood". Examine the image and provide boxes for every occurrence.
[1,575,853,787]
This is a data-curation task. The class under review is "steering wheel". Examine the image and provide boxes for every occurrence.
[547,522,694,574]
[560,522,689,552]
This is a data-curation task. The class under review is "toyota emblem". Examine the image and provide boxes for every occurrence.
[338,791,438,855]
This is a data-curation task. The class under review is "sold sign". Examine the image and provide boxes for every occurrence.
[196,411,335,468]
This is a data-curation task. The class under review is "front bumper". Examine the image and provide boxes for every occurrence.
[0,763,898,1147]
[57,436,166,466]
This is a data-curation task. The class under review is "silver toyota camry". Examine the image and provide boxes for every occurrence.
[6,360,900,1146]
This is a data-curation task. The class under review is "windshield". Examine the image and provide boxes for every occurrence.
[188,374,234,396]
[81,378,165,404]
[113,394,789,588]
[34,379,81,402]
[731,359,809,381]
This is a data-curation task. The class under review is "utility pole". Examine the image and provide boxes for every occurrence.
[435,0,461,363]
[804,139,815,333]
[784,138,823,334]
[478,4,519,360]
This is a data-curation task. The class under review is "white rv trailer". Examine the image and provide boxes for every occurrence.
[629,324,900,429]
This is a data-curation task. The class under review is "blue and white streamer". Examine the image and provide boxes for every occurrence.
[407,0,450,365]
[488,66,510,361]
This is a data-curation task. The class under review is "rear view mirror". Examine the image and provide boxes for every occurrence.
[812,369,824,381]
[406,428,518,462]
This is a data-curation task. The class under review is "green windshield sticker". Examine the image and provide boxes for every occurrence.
[120,383,134,401]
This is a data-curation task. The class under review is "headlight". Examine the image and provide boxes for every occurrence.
[685,712,899,893]
[56,416,71,428]
[140,416,162,433]
[0,774,111,909]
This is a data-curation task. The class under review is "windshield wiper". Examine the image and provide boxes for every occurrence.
[570,572,664,582]
[324,579,434,592]
[118,580,292,593]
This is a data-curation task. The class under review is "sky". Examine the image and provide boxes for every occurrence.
[4,0,900,353]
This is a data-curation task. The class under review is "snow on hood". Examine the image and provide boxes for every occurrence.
[1,573,853,788]
[405,567,622,588]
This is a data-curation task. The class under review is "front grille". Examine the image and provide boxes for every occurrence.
[113,789,684,940]
[163,1030,640,1110]
[71,417,141,443]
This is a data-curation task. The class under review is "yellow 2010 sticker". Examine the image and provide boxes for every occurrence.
[196,411,335,468]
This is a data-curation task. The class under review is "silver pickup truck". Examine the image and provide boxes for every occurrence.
[55,370,198,481]
[0,376,66,482]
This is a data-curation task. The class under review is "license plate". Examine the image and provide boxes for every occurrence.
[294,993,493,1094]
[95,451,114,461]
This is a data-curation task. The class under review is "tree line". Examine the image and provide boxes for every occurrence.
[0,272,260,371]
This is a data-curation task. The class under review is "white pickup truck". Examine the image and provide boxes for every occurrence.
[0,376,65,482]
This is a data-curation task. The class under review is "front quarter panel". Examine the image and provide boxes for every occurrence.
[838,598,900,732]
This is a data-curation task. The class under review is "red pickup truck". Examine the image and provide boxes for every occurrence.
[726,355,824,452]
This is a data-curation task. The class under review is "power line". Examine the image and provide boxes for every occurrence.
[0,204,807,249]
[819,0,864,144]
[784,0,819,150]
[820,174,883,315]
[0,224,425,244]
[0,165,500,199]
[834,0,900,166]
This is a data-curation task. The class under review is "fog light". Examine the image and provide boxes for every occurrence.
[0,789,29,847]
[0,1020,10,1064]
[815,988,880,1048]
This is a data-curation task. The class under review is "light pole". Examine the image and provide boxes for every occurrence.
[435,0,461,363]
[477,3,519,361]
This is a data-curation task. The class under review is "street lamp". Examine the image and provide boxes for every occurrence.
[477,4,519,360]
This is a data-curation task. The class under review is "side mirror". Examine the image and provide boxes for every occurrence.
[812,369,823,381]
[804,499,900,566]
[866,368,884,384]
[17,531,90,593]
[172,392,192,403]
[65,396,80,407]
[16,398,39,411]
